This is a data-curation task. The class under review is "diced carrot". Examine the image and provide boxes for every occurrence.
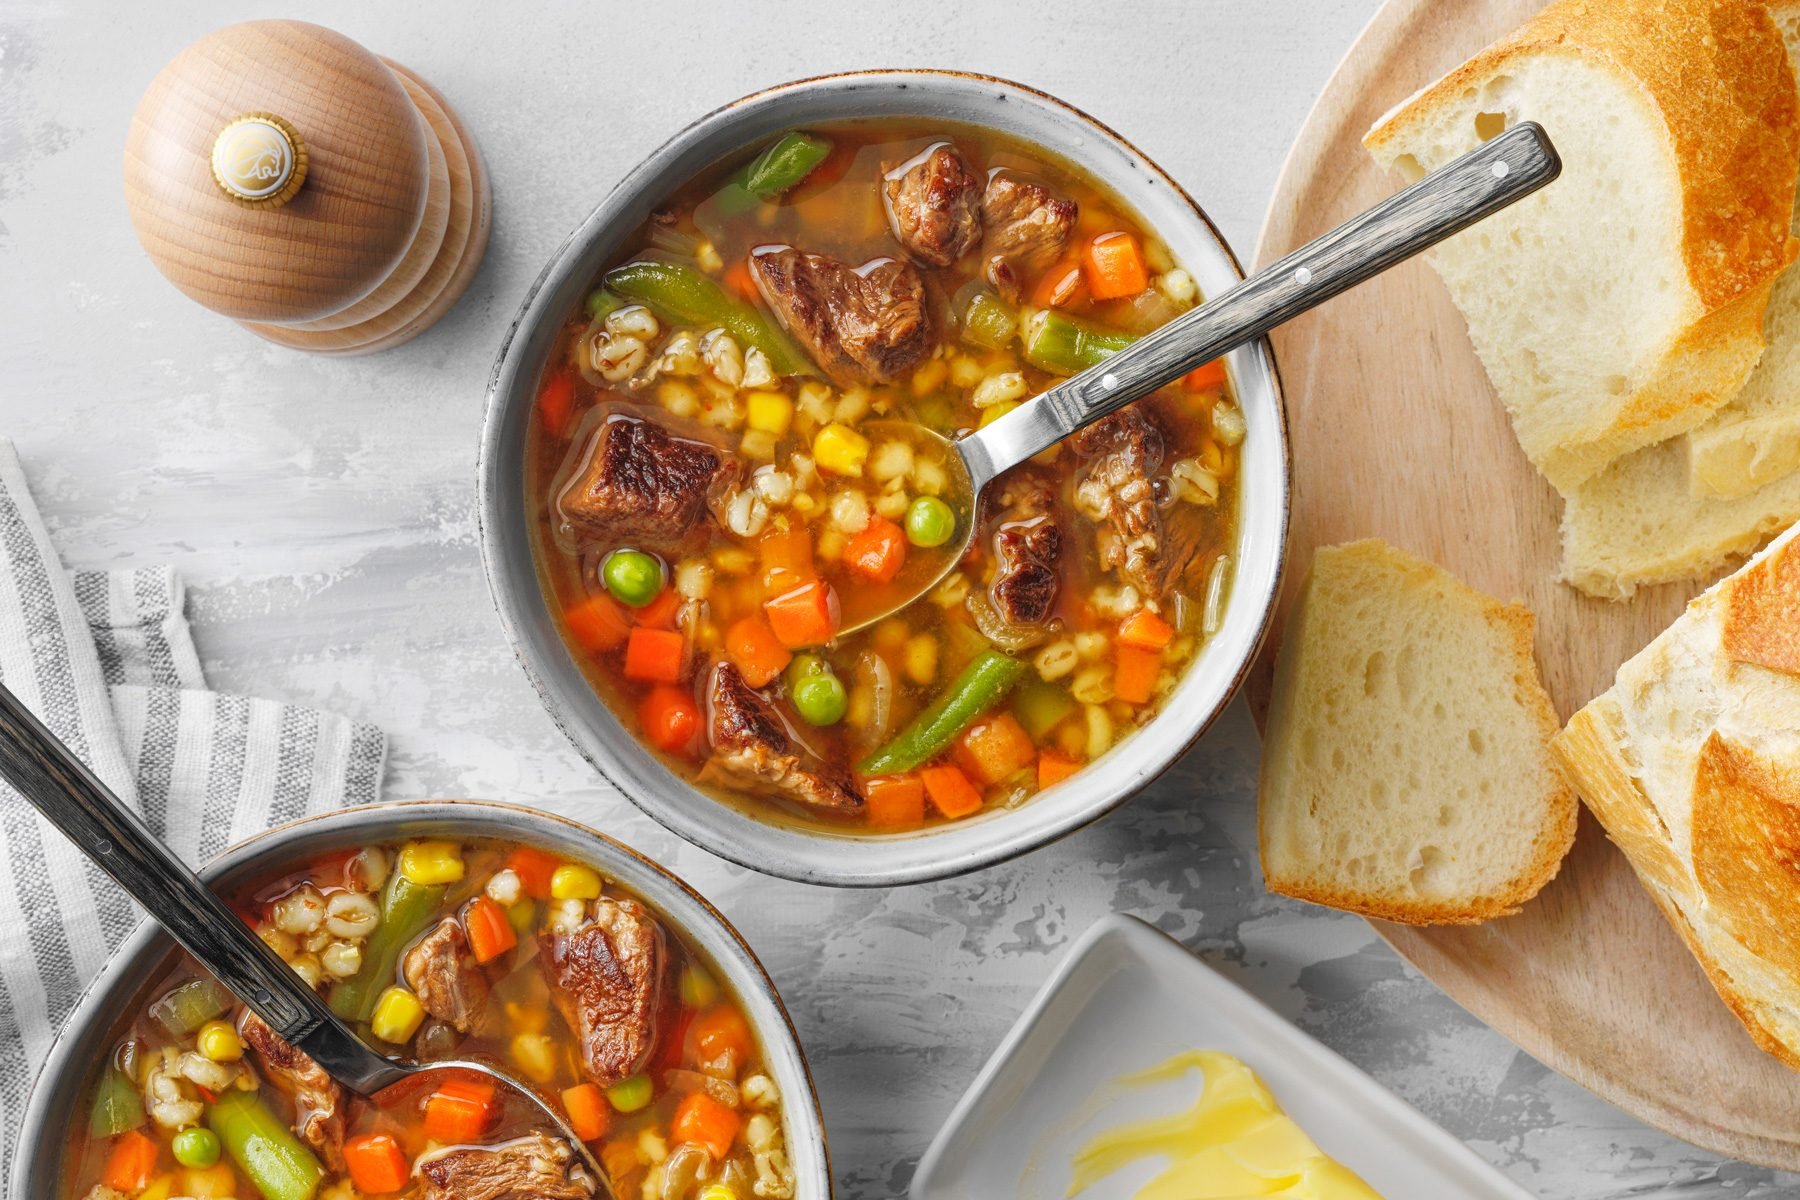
[920,763,984,819]
[843,517,907,584]
[639,684,702,755]
[1114,643,1162,705]
[423,1074,497,1143]
[764,579,839,648]
[673,1091,742,1161]
[723,258,760,303]
[953,713,1036,786]
[1118,608,1175,651]
[537,368,577,438]
[505,846,564,900]
[344,1132,410,1194]
[1083,231,1149,300]
[863,774,926,828]
[1037,750,1084,789]
[624,627,686,684]
[634,588,683,630]
[1032,257,1085,308]
[563,595,632,654]
[724,615,792,688]
[1184,357,1228,392]
[101,1129,158,1191]
[691,1005,753,1064]
[759,526,816,594]
[462,895,517,965]
[562,1082,612,1142]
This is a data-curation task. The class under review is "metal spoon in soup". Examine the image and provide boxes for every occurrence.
[833,122,1561,634]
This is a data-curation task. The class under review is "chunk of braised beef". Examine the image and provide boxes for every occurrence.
[558,413,738,550]
[704,661,864,813]
[989,473,1063,626]
[403,916,489,1034]
[540,896,668,1088]
[883,143,983,267]
[238,1011,346,1170]
[980,170,1078,303]
[749,247,932,387]
[417,1132,597,1200]
[1073,407,1167,594]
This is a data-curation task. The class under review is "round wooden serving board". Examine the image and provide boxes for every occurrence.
[1248,0,1800,1169]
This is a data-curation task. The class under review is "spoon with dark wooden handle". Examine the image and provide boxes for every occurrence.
[0,682,613,1193]
[838,122,1561,634]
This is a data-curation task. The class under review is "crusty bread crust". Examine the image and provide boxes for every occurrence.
[1259,540,1577,925]
[1365,0,1800,488]
[1366,0,1800,312]
[1554,525,1800,1070]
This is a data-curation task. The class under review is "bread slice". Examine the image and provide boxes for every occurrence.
[1554,522,1800,1068]
[1258,540,1576,924]
[1559,5,1800,598]
[1364,0,1800,493]
[1560,433,1800,599]
[1683,2,1800,501]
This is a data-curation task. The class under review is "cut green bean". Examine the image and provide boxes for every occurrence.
[208,1089,324,1200]
[604,259,808,376]
[149,977,232,1039]
[744,132,833,200]
[327,873,446,1022]
[962,288,1019,350]
[88,1064,144,1137]
[1021,309,1138,375]
[859,651,1027,775]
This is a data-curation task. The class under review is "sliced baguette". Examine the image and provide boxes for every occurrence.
[1561,434,1800,599]
[1364,0,1800,492]
[1258,540,1576,924]
[1684,2,1800,500]
[1554,522,1800,1068]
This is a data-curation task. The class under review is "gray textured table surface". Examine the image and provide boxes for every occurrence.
[2,2,1794,1197]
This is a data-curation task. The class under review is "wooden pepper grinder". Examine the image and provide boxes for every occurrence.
[123,20,491,355]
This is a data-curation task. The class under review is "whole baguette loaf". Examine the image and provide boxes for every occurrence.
[1555,521,1800,1068]
[1364,0,1800,492]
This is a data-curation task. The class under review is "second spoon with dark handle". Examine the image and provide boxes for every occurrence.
[0,682,615,1194]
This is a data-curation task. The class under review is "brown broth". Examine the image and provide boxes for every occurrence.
[526,117,1243,834]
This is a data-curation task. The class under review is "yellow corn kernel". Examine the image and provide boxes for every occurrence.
[511,1031,559,1083]
[904,633,939,685]
[745,391,794,435]
[180,1164,237,1199]
[370,986,425,1044]
[139,1175,176,1200]
[398,840,464,885]
[812,423,870,477]
[197,1019,243,1063]
[699,1187,739,1200]
[978,400,1018,429]
[550,863,603,900]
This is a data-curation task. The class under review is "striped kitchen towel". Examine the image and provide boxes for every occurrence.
[0,443,387,1189]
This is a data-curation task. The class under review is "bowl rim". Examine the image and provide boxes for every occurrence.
[477,68,1291,887]
[11,799,833,1199]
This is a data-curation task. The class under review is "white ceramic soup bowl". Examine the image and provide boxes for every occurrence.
[12,801,832,1198]
[478,71,1290,887]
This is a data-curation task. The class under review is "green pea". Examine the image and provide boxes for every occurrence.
[173,1126,221,1169]
[785,653,828,687]
[791,671,848,726]
[905,496,956,548]
[608,1074,654,1113]
[602,549,664,608]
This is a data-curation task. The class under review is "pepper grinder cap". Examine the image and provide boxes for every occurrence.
[123,20,430,324]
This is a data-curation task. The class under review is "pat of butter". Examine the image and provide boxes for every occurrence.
[1068,1050,1382,1200]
